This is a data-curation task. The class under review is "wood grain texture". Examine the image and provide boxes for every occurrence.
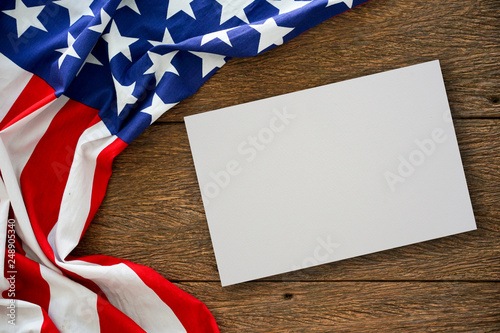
[176,282,500,332]
[71,0,500,330]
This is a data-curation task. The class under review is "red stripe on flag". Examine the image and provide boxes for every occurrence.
[125,261,220,333]
[81,136,127,238]
[20,100,101,261]
[40,307,59,332]
[3,254,51,315]
[0,75,56,131]
[96,296,147,333]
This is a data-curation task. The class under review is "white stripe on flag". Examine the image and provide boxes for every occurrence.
[48,120,115,261]
[0,299,44,333]
[0,52,34,123]
[39,264,100,333]
[64,260,187,333]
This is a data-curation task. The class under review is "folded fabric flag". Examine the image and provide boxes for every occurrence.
[0,0,369,331]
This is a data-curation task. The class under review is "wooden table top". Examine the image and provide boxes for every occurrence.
[73,0,500,331]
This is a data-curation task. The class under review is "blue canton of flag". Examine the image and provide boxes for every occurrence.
[1,0,364,143]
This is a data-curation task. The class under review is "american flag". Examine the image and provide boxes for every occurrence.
[0,0,367,331]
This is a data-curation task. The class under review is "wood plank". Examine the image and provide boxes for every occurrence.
[71,120,500,281]
[157,0,500,122]
[176,281,500,332]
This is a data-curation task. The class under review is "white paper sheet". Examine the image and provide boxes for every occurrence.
[185,60,476,286]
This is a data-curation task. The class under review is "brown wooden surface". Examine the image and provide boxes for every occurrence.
[72,0,500,331]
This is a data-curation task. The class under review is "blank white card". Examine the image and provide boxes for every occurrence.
[185,60,476,286]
